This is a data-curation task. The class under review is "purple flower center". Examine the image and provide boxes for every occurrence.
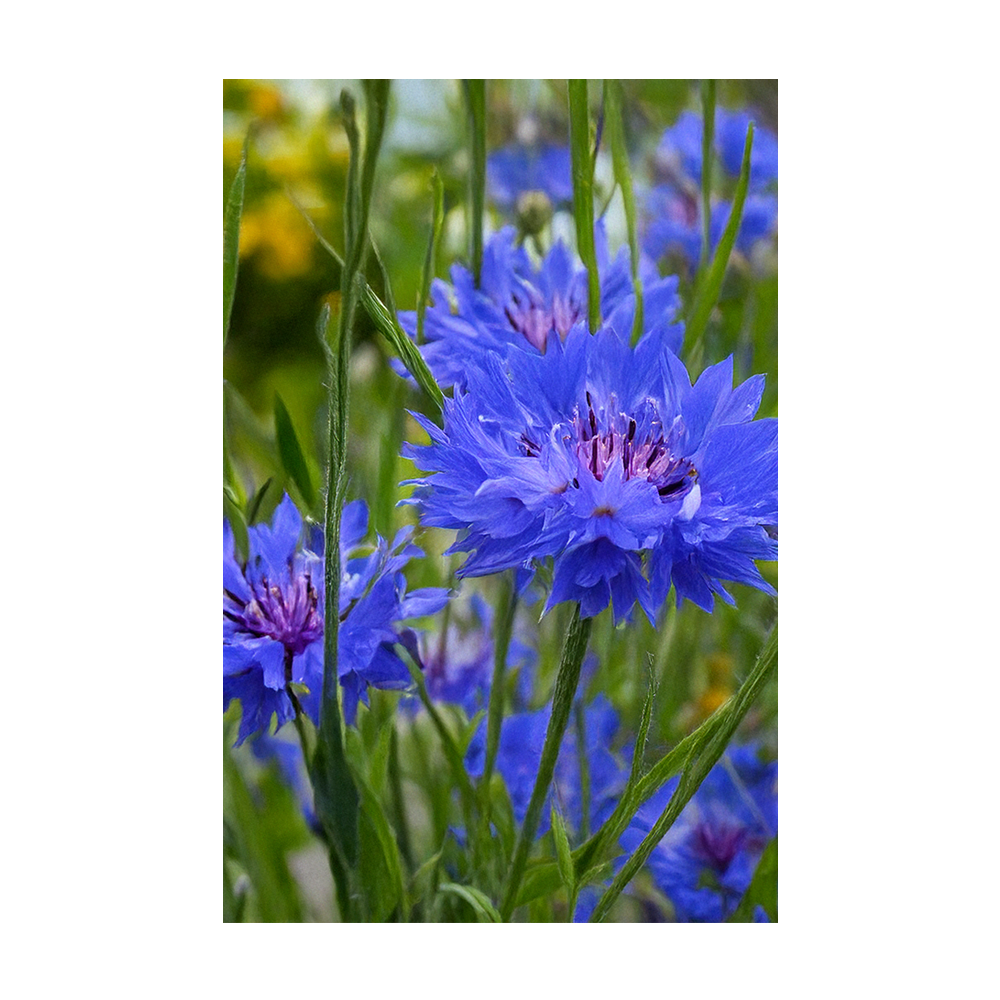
[569,391,698,499]
[503,288,583,351]
[226,570,323,655]
[690,819,747,875]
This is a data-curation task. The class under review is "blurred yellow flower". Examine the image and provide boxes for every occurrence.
[238,194,315,279]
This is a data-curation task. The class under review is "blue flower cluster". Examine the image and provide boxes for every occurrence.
[409,594,536,717]
[465,694,626,838]
[223,494,448,743]
[404,323,777,623]
[643,109,778,269]
[620,743,777,921]
[398,225,683,391]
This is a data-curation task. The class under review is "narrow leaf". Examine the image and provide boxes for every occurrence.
[551,804,576,893]
[417,168,445,344]
[629,657,658,787]
[684,119,755,357]
[223,142,247,345]
[568,80,600,332]
[728,837,778,922]
[274,393,315,509]
[439,882,502,923]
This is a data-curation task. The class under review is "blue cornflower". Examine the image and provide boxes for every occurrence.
[465,694,626,838]
[403,324,777,623]
[223,494,449,743]
[487,143,573,213]
[398,225,684,391]
[643,108,778,269]
[620,743,777,922]
[418,593,535,717]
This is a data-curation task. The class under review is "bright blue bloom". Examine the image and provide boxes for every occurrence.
[223,494,449,743]
[487,144,573,212]
[620,743,777,922]
[404,324,777,622]
[643,108,778,269]
[465,695,626,838]
[398,225,684,391]
[415,594,535,716]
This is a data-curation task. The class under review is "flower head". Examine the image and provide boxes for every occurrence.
[621,743,777,922]
[487,143,574,213]
[223,494,449,743]
[643,109,778,269]
[398,225,683,391]
[403,324,777,623]
[465,694,626,837]
[418,593,535,716]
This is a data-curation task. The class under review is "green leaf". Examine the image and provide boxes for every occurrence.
[223,142,246,346]
[729,837,778,922]
[245,476,278,525]
[551,804,575,893]
[462,80,486,286]
[439,882,502,923]
[684,118,755,358]
[223,741,303,922]
[273,393,315,510]
[223,486,249,563]
[568,80,600,332]
[417,168,445,344]
[629,658,658,787]
[604,80,644,346]
[355,770,407,922]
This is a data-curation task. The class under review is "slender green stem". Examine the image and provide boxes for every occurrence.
[500,608,593,920]
[604,80,644,346]
[568,80,600,333]
[699,80,716,270]
[462,80,486,286]
[574,700,591,840]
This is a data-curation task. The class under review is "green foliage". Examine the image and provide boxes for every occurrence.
[273,392,316,510]
[729,837,778,922]
[568,80,600,333]
[462,80,486,285]
[223,143,246,345]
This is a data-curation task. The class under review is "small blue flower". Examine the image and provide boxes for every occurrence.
[487,144,573,212]
[465,695,626,838]
[621,743,777,922]
[403,325,776,622]
[397,225,684,391]
[643,108,778,269]
[223,494,449,743]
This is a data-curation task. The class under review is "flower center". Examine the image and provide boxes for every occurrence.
[503,287,583,352]
[226,570,322,655]
[690,820,747,875]
[569,391,698,499]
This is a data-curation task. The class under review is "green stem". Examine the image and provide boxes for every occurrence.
[462,80,486,286]
[568,80,600,333]
[500,608,593,920]
[699,80,716,271]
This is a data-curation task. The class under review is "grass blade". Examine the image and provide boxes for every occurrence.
[273,393,315,510]
[684,118,755,358]
[417,168,445,345]
[728,836,778,922]
[223,141,246,346]
[699,80,716,270]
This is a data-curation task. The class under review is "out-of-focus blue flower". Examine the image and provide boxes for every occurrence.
[465,694,626,838]
[643,108,778,269]
[620,743,778,922]
[223,494,449,743]
[398,225,684,391]
[403,325,777,622]
[487,144,573,212]
[249,731,316,829]
[416,594,535,716]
